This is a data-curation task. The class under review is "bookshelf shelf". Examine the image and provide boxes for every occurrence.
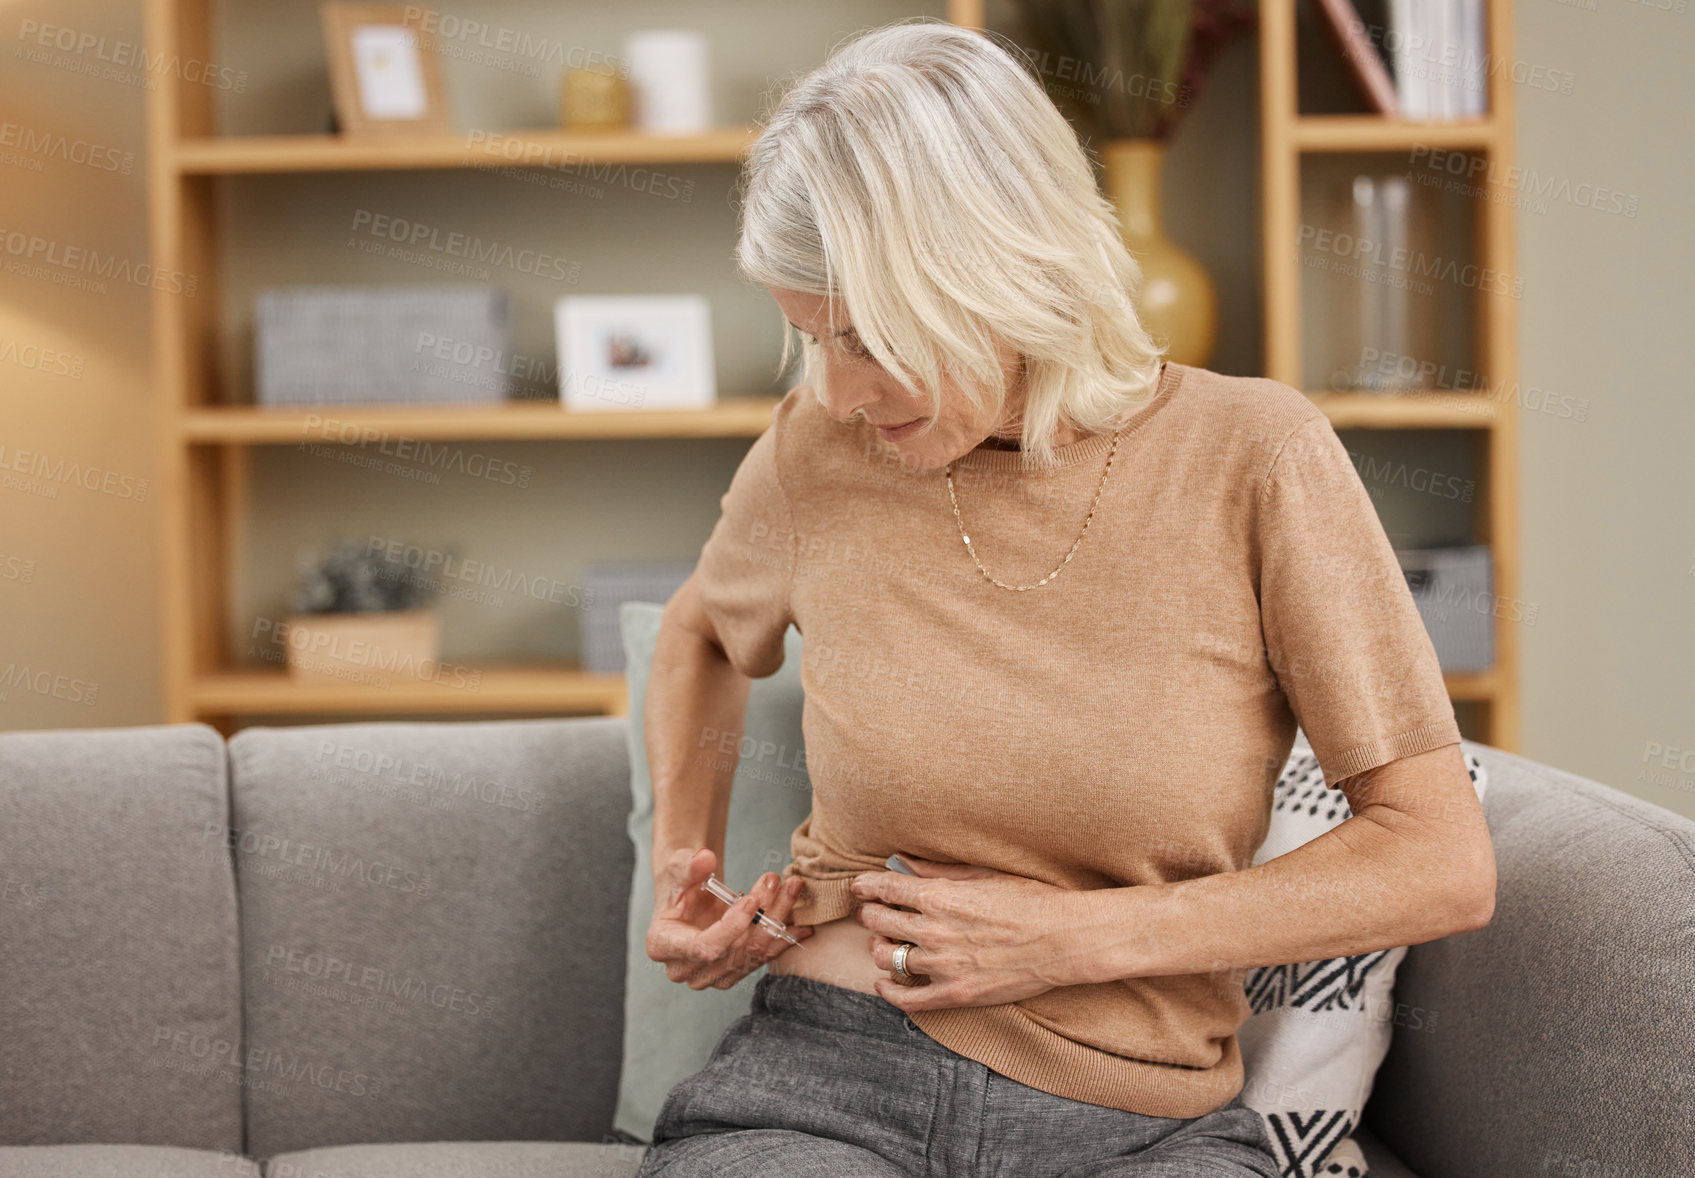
[1263,0,1520,749]
[180,399,782,445]
[171,127,758,174]
[1304,391,1499,429]
[1292,115,1500,154]
[192,664,628,716]
[175,394,1479,447]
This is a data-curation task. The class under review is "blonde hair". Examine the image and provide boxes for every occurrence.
[735,17,1166,469]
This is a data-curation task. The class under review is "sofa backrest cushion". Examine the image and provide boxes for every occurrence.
[226,717,633,1156]
[1368,742,1695,1176]
[0,723,243,1150]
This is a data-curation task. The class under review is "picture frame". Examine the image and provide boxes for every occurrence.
[320,3,451,136]
[554,296,716,412]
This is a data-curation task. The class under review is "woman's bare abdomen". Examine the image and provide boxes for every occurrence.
[766,913,886,995]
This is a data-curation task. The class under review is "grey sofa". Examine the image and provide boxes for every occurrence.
[1,720,1690,1177]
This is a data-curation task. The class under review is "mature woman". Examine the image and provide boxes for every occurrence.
[636,18,1495,1178]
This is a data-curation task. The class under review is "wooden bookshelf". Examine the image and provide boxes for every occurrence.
[151,0,1513,734]
[1260,0,1520,749]
[148,1,988,732]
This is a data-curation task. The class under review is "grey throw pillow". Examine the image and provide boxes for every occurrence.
[612,601,813,1144]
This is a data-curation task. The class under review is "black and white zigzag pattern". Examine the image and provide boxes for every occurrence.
[1245,951,1396,1016]
[1265,1110,1358,1178]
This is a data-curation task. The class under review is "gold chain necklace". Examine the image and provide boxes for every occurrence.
[944,426,1124,591]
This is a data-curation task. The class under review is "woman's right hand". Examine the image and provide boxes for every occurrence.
[647,848,814,990]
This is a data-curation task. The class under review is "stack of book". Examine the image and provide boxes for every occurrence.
[1317,0,1489,120]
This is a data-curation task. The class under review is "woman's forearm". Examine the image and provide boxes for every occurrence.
[645,584,755,893]
[1059,743,1497,986]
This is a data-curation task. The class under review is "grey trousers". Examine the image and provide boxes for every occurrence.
[635,972,1281,1178]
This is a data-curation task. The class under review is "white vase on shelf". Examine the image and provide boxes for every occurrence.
[624,30,710,136]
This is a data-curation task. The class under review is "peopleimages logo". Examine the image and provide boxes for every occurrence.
[0,228,198,295]
[249,616,485,692]
[151,1026,381,1099]
[262,943,497,1021]
[15,19,249,92]
[0,663,98,705]
[364,536,591,611]
[348,209,581,282]
[1409,146,1639,219]
[403,7,629,72]
[1346,449,1474,502]
[1297,223,1524,298]
[0,443,149,499]
[464,131,698,202]
[202,823,434,896]
[296,415,532,488]
[0,552,37,582]
[413,332,557,391]
[0,121,135,173]
[0,337,85,379]
[310,736,548,815]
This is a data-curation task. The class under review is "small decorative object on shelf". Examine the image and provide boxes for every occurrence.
[579,561,698,673]
[1015,0,1257,367]
[280,539,444,684]
[1397,545,1497,673]
[320,4,452,136]
[555,295,716,412]
[562,62,633,132]
[623,29,710,135]
[255,285,513,406]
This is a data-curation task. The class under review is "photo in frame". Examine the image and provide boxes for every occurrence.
[554,296,716,412]
[320,3,451,135]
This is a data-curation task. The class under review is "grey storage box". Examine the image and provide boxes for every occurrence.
[255,285,512,405]
[1396,544,1495,673]
[579,561,696,673]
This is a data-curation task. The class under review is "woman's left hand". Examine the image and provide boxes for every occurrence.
[849,856,1091,1011]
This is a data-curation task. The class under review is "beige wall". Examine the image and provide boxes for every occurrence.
[1,0,159,726]
[1511,3,1695,818]
[2,1,1691,817]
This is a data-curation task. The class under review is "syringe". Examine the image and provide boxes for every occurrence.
[700,872,804,947]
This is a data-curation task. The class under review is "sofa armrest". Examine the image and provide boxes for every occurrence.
[1365,741,1695,1177]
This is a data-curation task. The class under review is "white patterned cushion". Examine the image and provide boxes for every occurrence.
[1238,737,1488,1177]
